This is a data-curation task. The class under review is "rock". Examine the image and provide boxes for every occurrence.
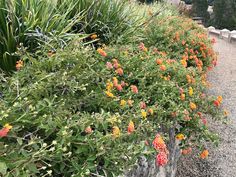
[125,128,181,177]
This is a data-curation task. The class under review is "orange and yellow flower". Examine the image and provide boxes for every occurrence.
[180,93,185,101]
[176,133,185,141]
[200,150,209,159]
[152,134,166,151]
[186,74,192,84]
[160,65,166,71]
[181,59,187,68]
[190,102,197,110]
[116,68,124,76]
[105,91,115,98]
[156,59,163,65]
[217,96,223,104]
[106,81,113,91]
[90,34,98,39]
[16,60,23,71]
[148,108,154,116]
[0,123,13,138]
[127,99,134,107]
[113,77,118,87]
[97,48,107,57]
[214,96,223,107]
[127,121,135,134]
[112,126,121,138]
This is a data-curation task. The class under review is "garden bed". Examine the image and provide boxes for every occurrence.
[0,0,224,176]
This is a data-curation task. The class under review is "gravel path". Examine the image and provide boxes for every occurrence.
[176,37,236,177]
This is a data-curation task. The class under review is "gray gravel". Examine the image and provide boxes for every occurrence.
[176,36,236,177]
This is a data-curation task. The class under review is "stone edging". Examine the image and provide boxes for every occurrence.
[207,26,236,44]
[125,128,181,177]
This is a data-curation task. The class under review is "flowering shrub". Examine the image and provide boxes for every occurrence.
[0,37,223,176]
[0,12,224,177]
[143,16,217,70]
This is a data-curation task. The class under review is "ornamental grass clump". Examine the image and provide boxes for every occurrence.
[0,0,83,72]
[70,0,142,45]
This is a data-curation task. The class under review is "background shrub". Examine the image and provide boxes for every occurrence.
[191,0,210,25]
[212,0,236,30]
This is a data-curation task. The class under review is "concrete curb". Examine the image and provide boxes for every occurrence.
[207,26,236,44]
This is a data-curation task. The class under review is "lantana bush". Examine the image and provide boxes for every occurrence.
[0,5,225,177]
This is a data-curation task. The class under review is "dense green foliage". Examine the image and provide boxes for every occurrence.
[137,0,163,3]
[212,0,236,30]
[191,0,210,24]
[183,0,214,5]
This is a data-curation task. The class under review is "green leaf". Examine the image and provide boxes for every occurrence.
[0,162,7,175]
[17,138,23,145]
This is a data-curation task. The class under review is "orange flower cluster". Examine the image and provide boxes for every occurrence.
[97,48,107,57]
[127,121,135,134]
[214,96,223,107]
[186,74,195,84]
[190,102,197,110]
[152,134,168,166]
[90,34,98,40]
[105,80,115,98]
[16,60,23,71]
[0,124,13,137]
[160,65,166,71]
[156,152,168,166]
[112,126,120,138]
[130,85,138,94]
[152,134,167,151]
[107,59,124,78]
[180,59,187,68]
[156,59,163,65]
[200,149,209,159]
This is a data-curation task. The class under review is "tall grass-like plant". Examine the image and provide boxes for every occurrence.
[0,0,83,72]
[64,0,142,44]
